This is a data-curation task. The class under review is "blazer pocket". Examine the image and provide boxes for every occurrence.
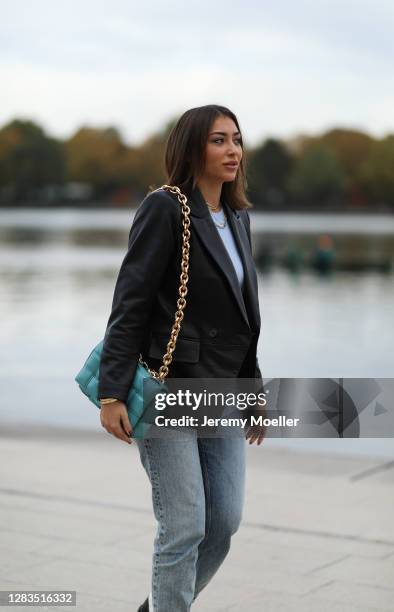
[148,334,200,363]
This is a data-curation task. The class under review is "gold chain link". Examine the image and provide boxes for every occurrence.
[138,185,191,383]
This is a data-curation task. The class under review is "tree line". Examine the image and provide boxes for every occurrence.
[0,117,393,210]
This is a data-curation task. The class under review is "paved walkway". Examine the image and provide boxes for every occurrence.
[0,423,393,611]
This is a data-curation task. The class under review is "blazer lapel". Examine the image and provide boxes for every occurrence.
[224,200,261,332]
[186,185,251,330]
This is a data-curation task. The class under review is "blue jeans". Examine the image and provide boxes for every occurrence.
[135,425,246,611]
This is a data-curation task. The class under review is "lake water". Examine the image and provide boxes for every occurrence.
[0,208,393,458]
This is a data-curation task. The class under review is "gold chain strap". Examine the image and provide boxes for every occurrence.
[138,184,191,383]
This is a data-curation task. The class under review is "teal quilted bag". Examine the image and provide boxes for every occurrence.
[75,341,167,439]
[74,185,191,439]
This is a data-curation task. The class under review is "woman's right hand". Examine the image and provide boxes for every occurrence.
[100,401,133,444]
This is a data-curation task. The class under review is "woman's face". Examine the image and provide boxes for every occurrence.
[203,115,243,183]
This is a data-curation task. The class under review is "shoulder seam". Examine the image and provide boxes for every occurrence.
[141,188,181,211]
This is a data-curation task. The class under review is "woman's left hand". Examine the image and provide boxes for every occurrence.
[245,422,266,445]
[244,401,267,445]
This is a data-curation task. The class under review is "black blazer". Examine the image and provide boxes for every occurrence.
[98,184,263,406]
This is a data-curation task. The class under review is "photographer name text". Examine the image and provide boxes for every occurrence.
[154,415,300,428]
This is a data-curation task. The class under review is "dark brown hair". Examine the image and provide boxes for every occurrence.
[152,104,252,210]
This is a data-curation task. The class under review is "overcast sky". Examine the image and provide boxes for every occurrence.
[1,0,393,147]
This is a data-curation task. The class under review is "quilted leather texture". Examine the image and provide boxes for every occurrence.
[75,339,166,439]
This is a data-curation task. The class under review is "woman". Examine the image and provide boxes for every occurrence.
[98,104,266,611]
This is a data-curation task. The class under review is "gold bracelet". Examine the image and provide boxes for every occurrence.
[100,398,119,404]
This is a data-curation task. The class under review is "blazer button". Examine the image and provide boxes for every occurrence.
[209,328,218,338]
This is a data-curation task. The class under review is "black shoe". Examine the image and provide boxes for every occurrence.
[138,597,149,612]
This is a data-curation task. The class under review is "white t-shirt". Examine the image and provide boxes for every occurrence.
[209,208,245,289]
